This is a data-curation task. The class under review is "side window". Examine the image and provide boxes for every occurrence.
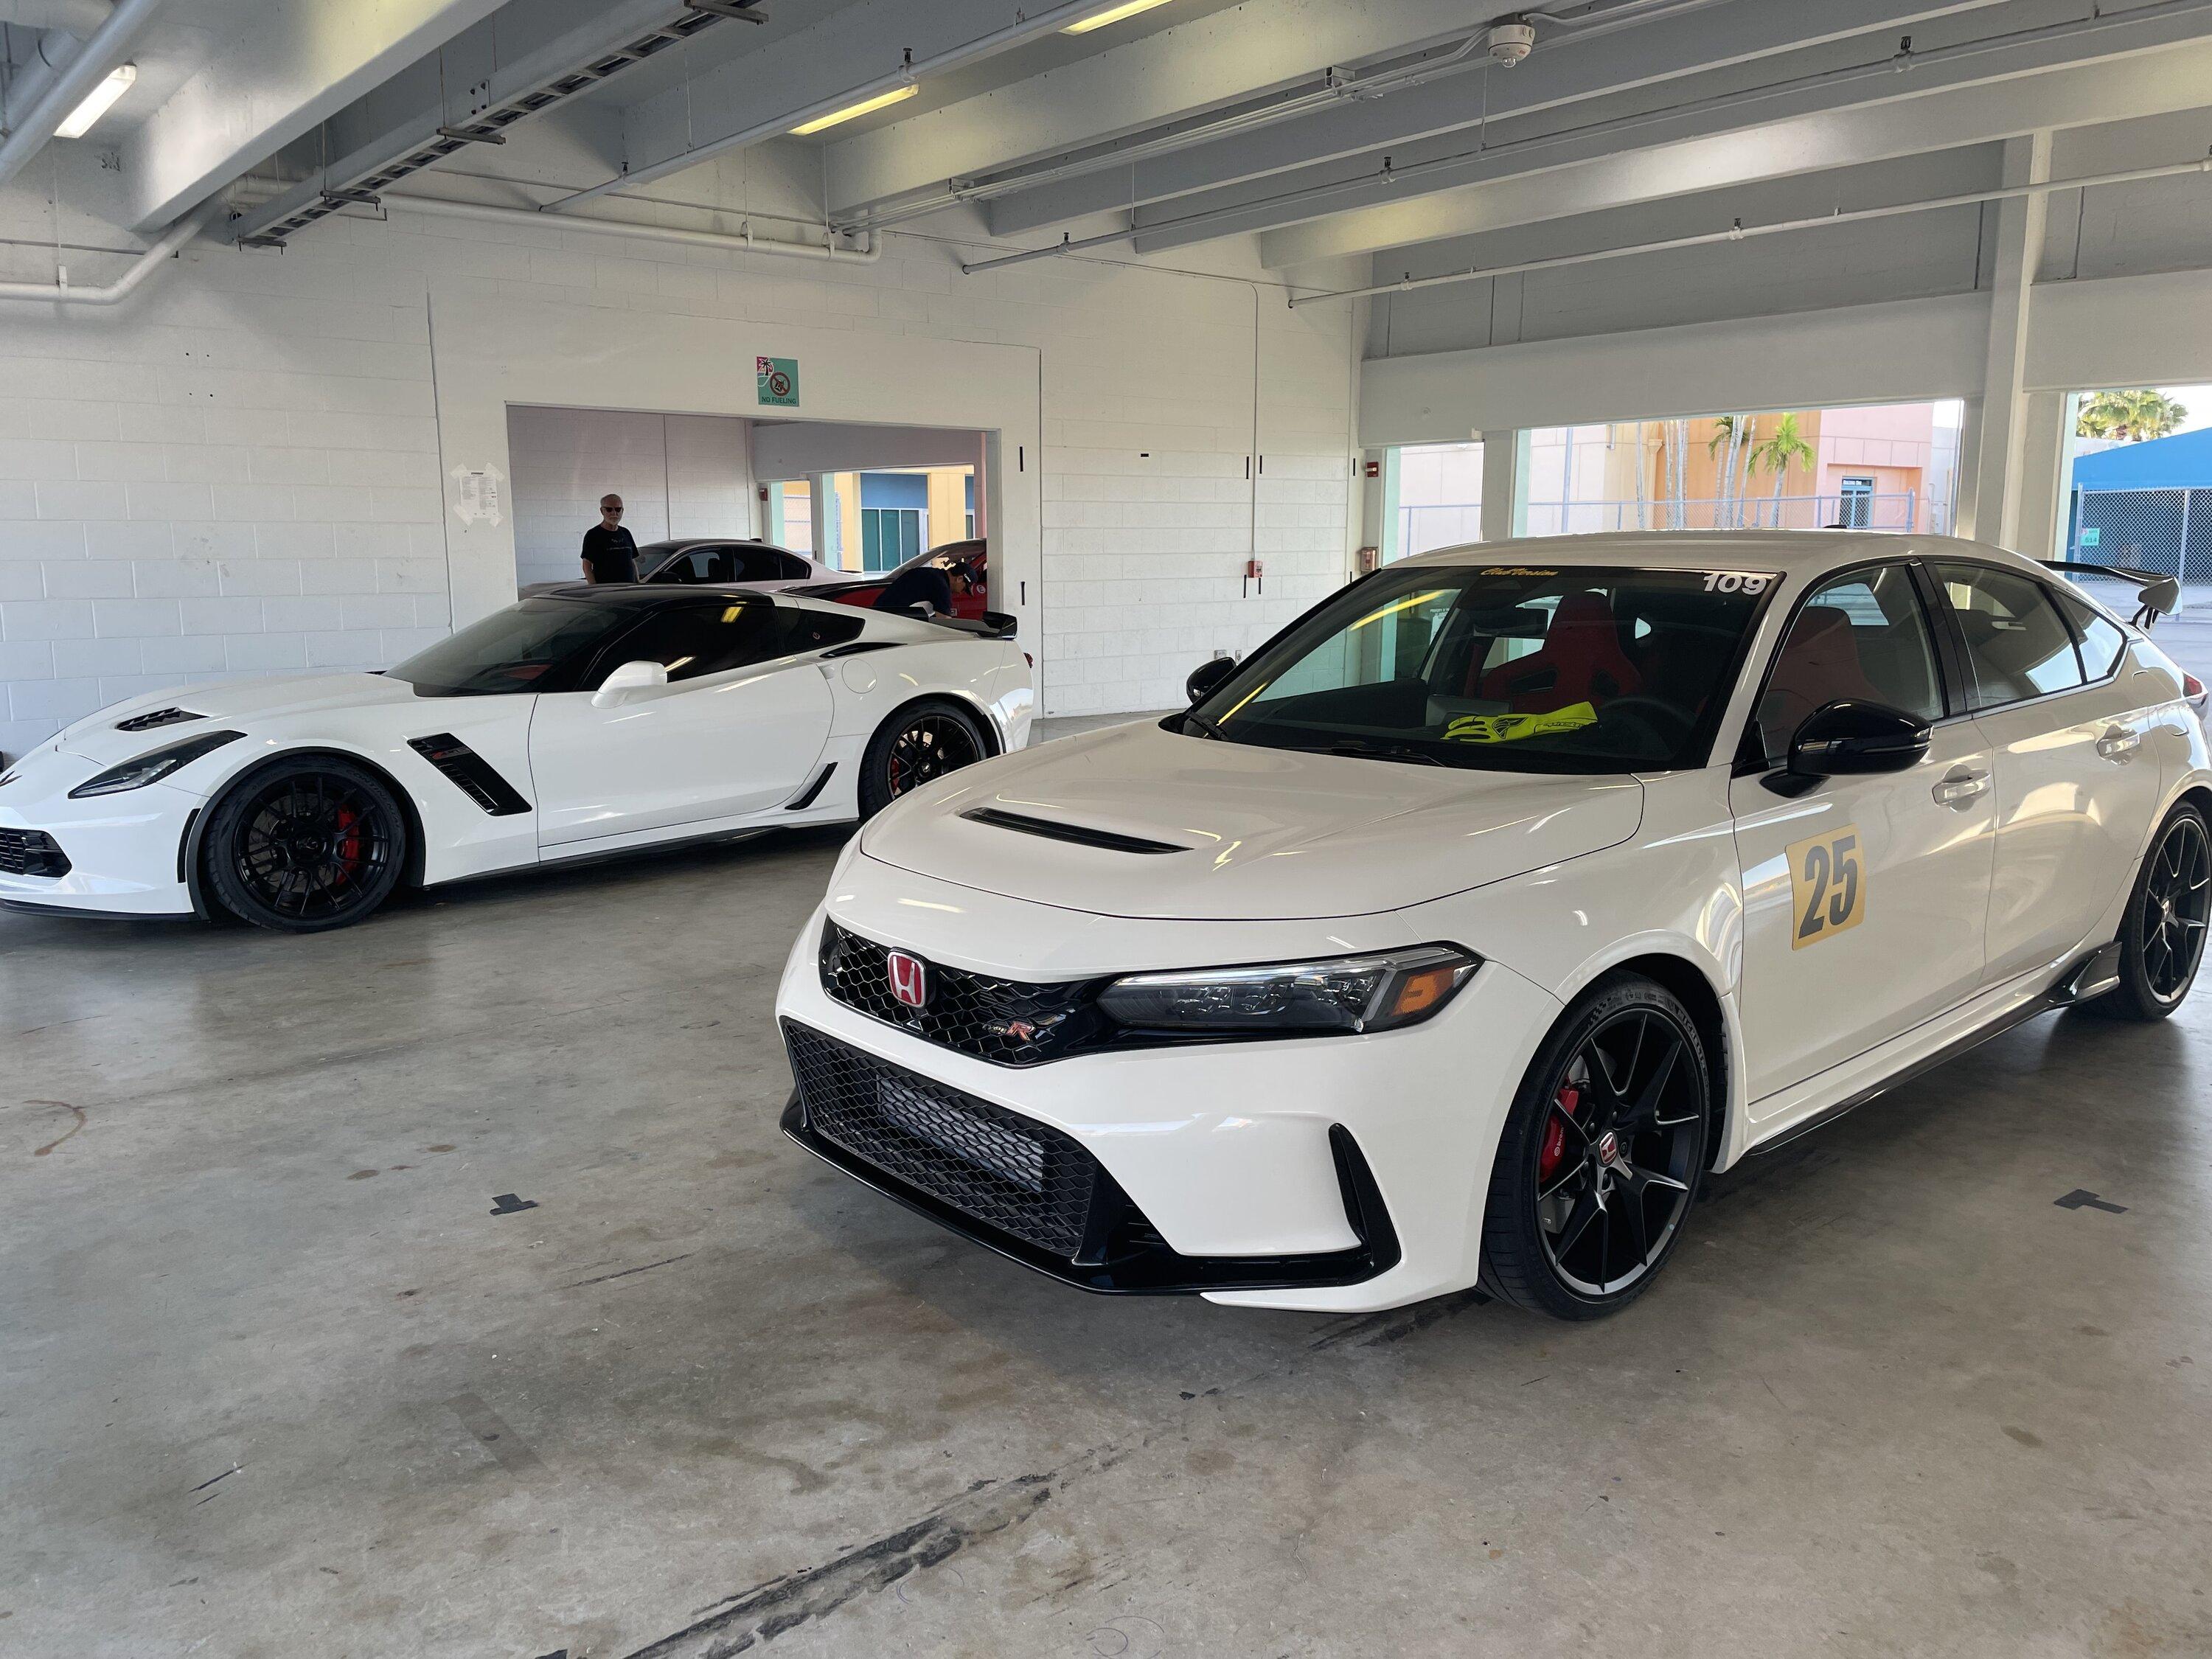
[775,606,866,653]
[602,599,782,684]
[729,546,796,583]
[661,551,715,585]
[2054,587,2126,681]
[1755,563,1943,762]
[774,550,814,580]
[1934,562,2086,709]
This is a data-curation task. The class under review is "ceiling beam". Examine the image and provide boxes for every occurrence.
[226,0,702,246]
[120,0,511,231]
[1192,4,2212,263]
[582,0,1169,209]
[822,0,1488,218]
[979,0,2011,237]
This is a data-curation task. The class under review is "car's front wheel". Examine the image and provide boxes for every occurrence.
[1480,973,1712,1320]
[204,756,408,933]
[2083,800,2211,1022]
[858,700,990,819]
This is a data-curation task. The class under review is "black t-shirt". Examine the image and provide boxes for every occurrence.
[581,524,639,582]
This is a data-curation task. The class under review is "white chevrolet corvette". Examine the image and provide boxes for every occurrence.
[776,533,2208,1320]
[0,586,1032,931]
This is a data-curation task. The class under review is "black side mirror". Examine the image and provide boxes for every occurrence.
[1186,655,1237,705]
[1768,699,1930,795]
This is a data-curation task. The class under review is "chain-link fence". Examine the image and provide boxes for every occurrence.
[2066,488,2212,611]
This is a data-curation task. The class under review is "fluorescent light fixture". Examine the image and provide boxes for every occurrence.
[1063,0,1174,32]
[55,63,136,140]
[789,81,917,136]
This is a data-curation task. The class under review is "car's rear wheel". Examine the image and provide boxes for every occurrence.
[2082,801,2211,1022]
[1480,974,1711,1320]
[204,757,408,933]
[858,700,989,818]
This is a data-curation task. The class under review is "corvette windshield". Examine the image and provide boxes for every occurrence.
[388,597,632,696]
[1187,562,1773,773]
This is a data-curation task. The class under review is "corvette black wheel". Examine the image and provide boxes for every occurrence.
[2084,801,2211,1022]
[1481,974,1711,1320]
[858,701,988,818]
[204,757,407,933]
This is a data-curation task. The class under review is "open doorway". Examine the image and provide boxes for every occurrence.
[505,408,992,616]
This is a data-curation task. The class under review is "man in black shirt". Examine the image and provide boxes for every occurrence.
[580,494,639,583]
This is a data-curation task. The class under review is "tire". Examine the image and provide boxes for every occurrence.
[1479,973,1713,1321]
[2081,801,2211,1023]
[203,756,408,933]
[857,700,990,820]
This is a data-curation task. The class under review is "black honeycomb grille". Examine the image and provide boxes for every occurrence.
[0,827,71,877]
[818,919,1105,1066]
[783,1020,1099,1257]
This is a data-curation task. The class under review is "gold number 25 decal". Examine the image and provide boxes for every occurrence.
[1785,824,1866,950]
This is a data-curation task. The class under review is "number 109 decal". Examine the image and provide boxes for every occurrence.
[1785,824,1866,949]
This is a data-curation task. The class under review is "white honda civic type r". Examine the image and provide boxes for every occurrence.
[776,532,2210,1320]
[0,586,1032,931]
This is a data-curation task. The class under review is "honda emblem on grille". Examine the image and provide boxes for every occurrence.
[886,950,928,1009]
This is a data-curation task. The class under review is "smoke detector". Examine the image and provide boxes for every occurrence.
[1487,19,1536,64]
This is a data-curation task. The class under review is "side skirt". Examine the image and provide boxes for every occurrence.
[1747,942,2122,1157]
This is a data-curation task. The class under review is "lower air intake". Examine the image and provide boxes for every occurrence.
[0,827,71,877]
[783,1020,1099,1258]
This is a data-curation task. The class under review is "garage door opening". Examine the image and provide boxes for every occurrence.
[1520,402,1964,536]
[504,406,992,610]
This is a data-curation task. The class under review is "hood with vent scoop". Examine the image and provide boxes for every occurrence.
[859,719,1644,921]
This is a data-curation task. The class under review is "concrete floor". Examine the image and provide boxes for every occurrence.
[7,815,2212,1658]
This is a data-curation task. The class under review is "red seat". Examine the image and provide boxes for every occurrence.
[1477,592,1642,712]
[1761,606,1880,737]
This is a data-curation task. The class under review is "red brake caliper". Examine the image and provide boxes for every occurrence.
[334,805,364,879]
[1540,1083,1581,1183]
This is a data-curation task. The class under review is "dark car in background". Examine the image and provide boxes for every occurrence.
[790,538,990,621]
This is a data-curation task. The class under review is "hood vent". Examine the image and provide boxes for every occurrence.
[959,807,1186,855]
[116,707,203,733]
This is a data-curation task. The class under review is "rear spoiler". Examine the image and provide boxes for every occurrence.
[923,608,1018,641]
[2039,561,2180,629]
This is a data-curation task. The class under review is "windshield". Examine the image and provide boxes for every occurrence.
[388,597,633,696]
[1186,562,1773,772]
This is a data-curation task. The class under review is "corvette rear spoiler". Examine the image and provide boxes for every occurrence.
[2039,560,2181,628]
[924,609,1018,641]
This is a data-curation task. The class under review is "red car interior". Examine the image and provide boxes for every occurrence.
[1477,592,1645,712]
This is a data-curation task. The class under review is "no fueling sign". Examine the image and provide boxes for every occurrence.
[757,355,799,407]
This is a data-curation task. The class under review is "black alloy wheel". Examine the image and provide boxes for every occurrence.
[1481,975,1712,1320]
[2085,802,2211,1021]
[859,701,989,818]
[205,758,408,933]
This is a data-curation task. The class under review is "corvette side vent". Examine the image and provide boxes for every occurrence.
[116,707,203,732]
[407,734,532,817]
[959,807,1186,855]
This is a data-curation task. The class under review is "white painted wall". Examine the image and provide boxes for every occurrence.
[0,169,1361,759]
[507,407,757,591]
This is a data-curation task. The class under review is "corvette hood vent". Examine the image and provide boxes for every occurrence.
[116,707,203,732]
[864,720,1644,921]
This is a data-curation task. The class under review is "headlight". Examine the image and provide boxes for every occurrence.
[68,731,247,799]
[1096,944,1478,1035]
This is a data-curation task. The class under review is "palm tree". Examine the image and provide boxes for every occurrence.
[1707,414,1760,527]
[2077,389,2189,442]
[1750,413,1816,528]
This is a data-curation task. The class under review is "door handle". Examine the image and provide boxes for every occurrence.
[1932,768,1989,808]
[2096,726,2142,762]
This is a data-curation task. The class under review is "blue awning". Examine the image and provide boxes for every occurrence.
[2073,426,2212,492]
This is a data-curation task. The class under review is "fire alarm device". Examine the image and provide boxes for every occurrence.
[1357,545,1380,574]
[1364,460,1380,479]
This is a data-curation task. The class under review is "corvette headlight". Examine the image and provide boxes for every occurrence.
[1096,945,1478,1035]
[69,731,247,799]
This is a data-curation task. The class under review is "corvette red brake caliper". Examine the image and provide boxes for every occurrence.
[1540,1082,1582,1183]
[334,804,364,878]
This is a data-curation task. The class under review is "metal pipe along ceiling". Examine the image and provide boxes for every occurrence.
[380,192,882,262]
[1284,156,2212,309]
[0,204,205,305]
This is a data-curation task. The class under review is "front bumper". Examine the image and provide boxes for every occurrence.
[773,887,1563,1312]
[0,747,200,918]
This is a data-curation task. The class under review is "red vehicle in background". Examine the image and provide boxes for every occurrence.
[794,539,990,622]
